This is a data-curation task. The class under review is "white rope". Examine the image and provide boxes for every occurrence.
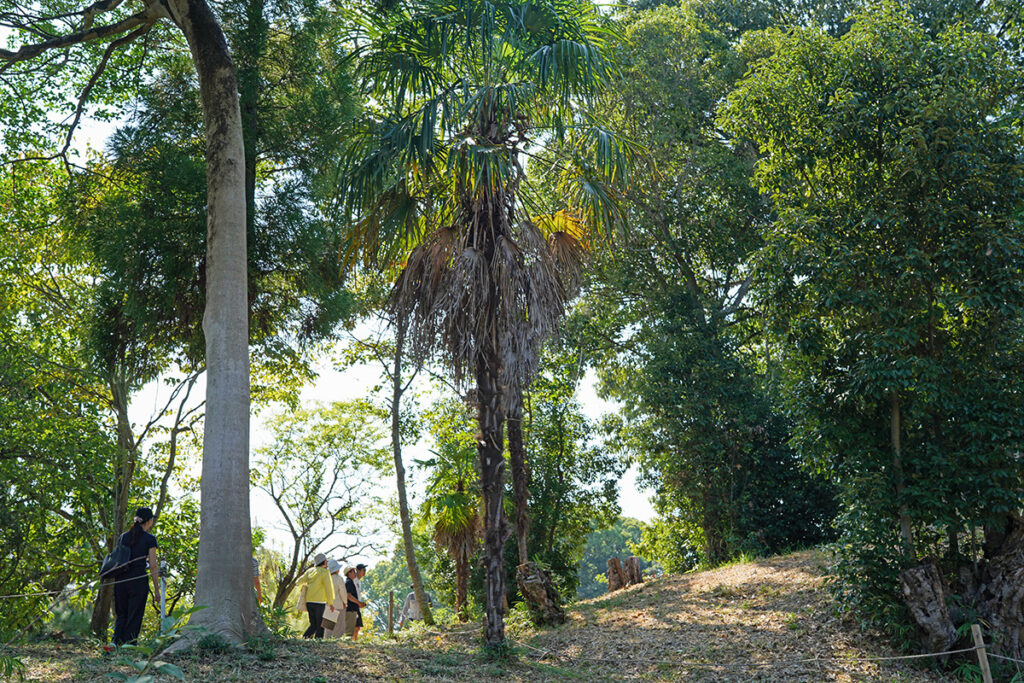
[0,558,153,600]
[529,644,983,671]
[0,559,263,600]
[989,652,1024,666]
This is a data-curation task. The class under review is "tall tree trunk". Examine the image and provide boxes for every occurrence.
[456,555,469,622]
[234,0,265,253]
[165,0,259,642]
[90,375,137,640]
[391,318,434,626]
[507,381,529,566]
[476,348,507,647]
[891,392,915,563]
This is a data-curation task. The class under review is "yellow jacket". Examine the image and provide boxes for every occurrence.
[302,566,334,604]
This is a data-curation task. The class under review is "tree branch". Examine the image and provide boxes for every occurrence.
[59,23,152,164]
[0,10,152,69]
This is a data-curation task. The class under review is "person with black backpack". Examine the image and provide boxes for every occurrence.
[112,506,160,646]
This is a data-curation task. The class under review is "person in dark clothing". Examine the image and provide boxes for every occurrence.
[343,567,366,640]
[112,506,160,647]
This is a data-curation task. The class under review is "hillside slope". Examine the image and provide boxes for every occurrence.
[524,549,951,681]
[15,550,953,681]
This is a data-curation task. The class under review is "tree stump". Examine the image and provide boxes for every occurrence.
[517,561,565,626]
[607,557,626,592]
[900,559,955,654]
[624,556,644,587]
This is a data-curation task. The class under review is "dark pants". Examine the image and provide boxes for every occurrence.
[112,577,149,646]
[304,602,326,638]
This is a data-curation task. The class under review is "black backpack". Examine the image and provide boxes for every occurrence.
[99,537,133,579]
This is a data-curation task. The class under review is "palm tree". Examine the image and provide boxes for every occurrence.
[338,0,631,646]
[421,428,481,622]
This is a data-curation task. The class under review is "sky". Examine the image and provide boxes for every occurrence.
[67,65,656,570]
[130,345,655,567]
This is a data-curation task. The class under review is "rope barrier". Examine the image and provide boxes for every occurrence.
[0,559,166,651]
[0,558,268,601]
[522,642,984,672]
[0,558,156,600]
[989,652,1024,665]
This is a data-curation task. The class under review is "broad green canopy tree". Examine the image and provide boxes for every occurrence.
[721,4,1024,656]
[253,400,388,609]
[585,1,837,568]
[2,0,254,642]
[339,0,633,645]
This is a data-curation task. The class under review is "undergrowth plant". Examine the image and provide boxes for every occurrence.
[0,654,25,682]
[108,606,203,683]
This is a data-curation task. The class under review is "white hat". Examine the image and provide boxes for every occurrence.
[328,559,341,574]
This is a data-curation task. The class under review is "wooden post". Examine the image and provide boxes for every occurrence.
[388,589,394,635]
[607,557,626,592]
[624,556,643,586]
[972,624,994,683]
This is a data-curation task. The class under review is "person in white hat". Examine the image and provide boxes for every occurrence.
[323,559,348,638]
[299,553,334,638]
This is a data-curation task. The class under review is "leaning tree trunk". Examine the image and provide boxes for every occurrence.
[391,318,434,626]
[476,347,507,647]
[455,555,469,622]
[166,0,260,642]
[509,383,564,625]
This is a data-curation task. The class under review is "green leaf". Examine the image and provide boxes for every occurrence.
[151,661,185,681]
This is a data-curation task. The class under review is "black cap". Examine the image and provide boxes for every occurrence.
[356,563,367,570]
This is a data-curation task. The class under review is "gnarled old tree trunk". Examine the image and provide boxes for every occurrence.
[517,561,565,626]
[900,559,955,655]
[902,515,1024,660]
[978,514,1024,660]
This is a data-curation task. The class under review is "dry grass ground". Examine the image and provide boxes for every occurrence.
[524,549,953,681]
[11,549,955,682]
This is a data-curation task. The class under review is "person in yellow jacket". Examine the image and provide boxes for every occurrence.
[301,553,334,638]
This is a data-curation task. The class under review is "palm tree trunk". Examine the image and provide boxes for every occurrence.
[392,318,434,626]
[166,0,260,642]
[456,555,469,622]
[476,348,507,647]
[507,381,529,565]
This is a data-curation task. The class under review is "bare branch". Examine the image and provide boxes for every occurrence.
[59,23,151,166]
[154,373,201,519]
[136,368,203,445]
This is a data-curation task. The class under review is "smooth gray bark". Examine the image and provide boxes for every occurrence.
[165,0,259,641]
